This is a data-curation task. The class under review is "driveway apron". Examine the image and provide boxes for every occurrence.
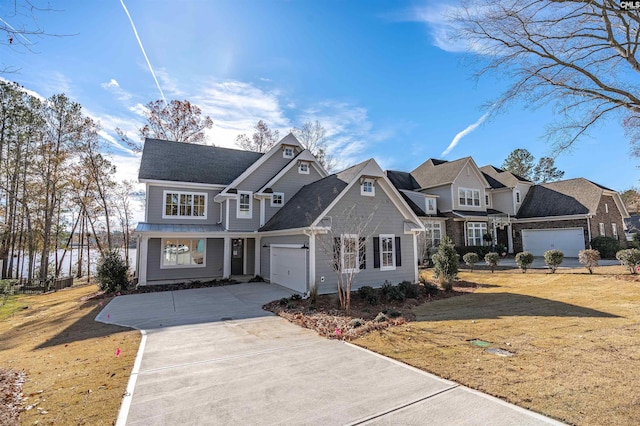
[97,283,563,425]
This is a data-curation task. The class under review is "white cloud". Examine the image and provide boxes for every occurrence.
[128,103,147,117]
[441,111,490,156]
[155,68,184,97]
[101,78,133,101]
[102,79,120,88]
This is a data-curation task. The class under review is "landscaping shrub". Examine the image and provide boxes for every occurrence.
[398,281,420,299]
[462,252,480,271]
[375,312,389,323]
[1,279,16,305]
[349,318,365,328]
[432,236,458,290]
[383,284,406,302]
[279,297,289,306]
[357,285,379,305]
[95,249,129,293]
[578,249,600,274]
[455,245,492,258]
[290,293,302,301]
[484,252,500,273]
[543,249,564,273]
[616,248,640,274]
[590,236,620,259]
[515,251,534,273]
[383,308,402,318]
[423,282,439,297]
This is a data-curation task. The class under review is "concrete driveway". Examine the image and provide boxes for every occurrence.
[97,283,563,425]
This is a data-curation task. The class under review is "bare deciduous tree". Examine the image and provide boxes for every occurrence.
[291,120,336,172]
[139,99,213,144]
[452,0,640,154]
[235,120,280,152]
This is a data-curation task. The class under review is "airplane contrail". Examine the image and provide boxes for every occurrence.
[441,111,490,156]
[119,0,167,104]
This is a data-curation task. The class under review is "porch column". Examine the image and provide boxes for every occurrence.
[463,221,468,246]
[507,223,514,254]
[138,236,149,285]
[412,233,418,283]
[255,236,261,276]
[223,237,231,278]
[308,233,316,293]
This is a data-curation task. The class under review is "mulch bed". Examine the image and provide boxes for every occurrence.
[264,280,479,340]
[0,369,24,426]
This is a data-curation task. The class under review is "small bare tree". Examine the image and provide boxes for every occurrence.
[291,121,336,172]
[235,120,280,153]
[316,204,378,312]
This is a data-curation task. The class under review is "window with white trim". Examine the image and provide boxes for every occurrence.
[426,198,436,213]
[467,222,487,246]
[599,222,605,236]
[163,191,207,218]
[380,234,396,271]
[605,203,609,213]
[458,188,481,207]
[298,162,309,174]
[271,192,284,207]
[283,146,294,158]
[161,239,205,268]
[237,191,252,219]
[612,223,618,238]
[424,222,442,246]
[361,179,375,196]
[516,191,521,204]
[341,234,359,273]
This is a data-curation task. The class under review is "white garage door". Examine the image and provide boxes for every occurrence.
[521,228,585,257]
[270,247,307,293]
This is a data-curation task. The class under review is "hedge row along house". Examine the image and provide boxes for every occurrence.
[134,135,629,294]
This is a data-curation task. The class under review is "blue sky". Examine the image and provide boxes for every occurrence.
[2,0,638,195]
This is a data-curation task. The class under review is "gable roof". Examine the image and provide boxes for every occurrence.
[386,170,421,191]
[517,178,607,218]
[411,157,489,189]
[259,161,367,231]
[480,165,531,189]
[139,138,263,185]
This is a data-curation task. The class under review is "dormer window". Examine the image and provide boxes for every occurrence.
[283,146,294,158]
[361,179,375,196]
[515,190,521,204]
[298,162,309,174]
[426,198,436,213]
[271,192,284,207]
[237,191,253,219]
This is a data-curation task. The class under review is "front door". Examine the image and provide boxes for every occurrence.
[231,238,244,275]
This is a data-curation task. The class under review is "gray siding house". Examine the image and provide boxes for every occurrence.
[134,135,424,295]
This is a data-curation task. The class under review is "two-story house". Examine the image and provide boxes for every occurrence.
[134,135,424,295]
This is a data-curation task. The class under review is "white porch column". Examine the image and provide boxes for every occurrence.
[259,199,266,227]
[138,236,149,285]
[223,237,231,278]
[412,233,418,283]
[507,223,514,254]
[255,236,262,276]
[308,233,316,292]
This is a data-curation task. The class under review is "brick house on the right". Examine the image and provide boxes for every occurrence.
[512,178,629,255]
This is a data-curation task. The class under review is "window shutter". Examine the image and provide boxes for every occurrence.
[373,237,380,268]
[395,236,402,267]
[333,237,340,271]
[359,237,366,270]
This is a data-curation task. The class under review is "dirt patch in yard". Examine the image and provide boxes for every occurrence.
[0,284,140,425]
[354,267,640,426]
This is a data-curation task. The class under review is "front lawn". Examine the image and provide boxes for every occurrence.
[354,267,640,426]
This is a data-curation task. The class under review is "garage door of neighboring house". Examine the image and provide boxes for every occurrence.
[270,246,307,293]
[521,228,585,257]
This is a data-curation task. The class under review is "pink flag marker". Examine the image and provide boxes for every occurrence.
[116,348,121,357]
[107,313,110,319]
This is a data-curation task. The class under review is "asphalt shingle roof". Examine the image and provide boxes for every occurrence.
[480,165,531,188]
[411,157,472,188]
[260,161,368,232]
[516,178,604,218]
[386,170,420,190]
[138,138,263,185]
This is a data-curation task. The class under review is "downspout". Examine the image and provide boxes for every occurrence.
[587,216,592,247]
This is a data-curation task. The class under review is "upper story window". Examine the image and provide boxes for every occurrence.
[298,162,309,174]
[237,191,253,219]
[426,198,436,213]
[605,203,609,213]
[485,194,490,207]
[271,192,284,207]
[361,179,375,196]
[459,188,480,207]
[163,191,207,219]
[283,146,294,158]
[515,190,521,204]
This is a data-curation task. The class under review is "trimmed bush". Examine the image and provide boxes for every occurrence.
[423,282,439,297]
[384,284,406,302]
[578,249,600,274]
[590,236,620,259]
[96,249,129,293]
[455,245,493,258]
[398,281,419,299]
[515,251,534,273]
[543,249,564,273]
[462,252,480,271]
[484,252,500,273]
[432,236,458,290]
[374,312,388,323]
[616,248,640,274]
[349,318,365,328]
[357,285,379,305]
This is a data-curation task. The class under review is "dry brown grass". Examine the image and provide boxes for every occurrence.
[355,266,640,426]
[0,284,140,425]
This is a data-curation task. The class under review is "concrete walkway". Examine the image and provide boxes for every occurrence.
[96,283,564,425]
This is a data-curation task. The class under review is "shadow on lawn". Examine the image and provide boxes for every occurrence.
[35,300,133,349]
[414,292,621,321]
